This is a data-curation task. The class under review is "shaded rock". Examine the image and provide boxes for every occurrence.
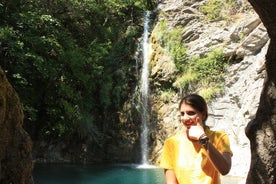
[0,68,33,184]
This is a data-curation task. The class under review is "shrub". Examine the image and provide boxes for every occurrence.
[174,49,228,99]
[200,0,240,21]
[191,49,228,98]
[160,88,175,103]
[153,20,187,71]
[173,70,196,93]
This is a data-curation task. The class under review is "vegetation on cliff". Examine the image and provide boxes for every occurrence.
[152,20,230,101]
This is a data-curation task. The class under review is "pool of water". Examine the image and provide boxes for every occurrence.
[33,163,165,184]
[33,163,245,184]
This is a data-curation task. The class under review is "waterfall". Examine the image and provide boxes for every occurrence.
[140,11,151,165]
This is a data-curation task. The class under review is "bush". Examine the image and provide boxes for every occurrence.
[160,88,175,103]
[191,49,226,81]
[173,49,228,99]
[191,49,228,99]
[200,0,240,21]
[173,70,196,94]
[154,20,187,71]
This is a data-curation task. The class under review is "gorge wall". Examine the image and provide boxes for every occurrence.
[0,0,272,183]
[146,0,268,179]
[28,0,270,182]
[0,68,33,184]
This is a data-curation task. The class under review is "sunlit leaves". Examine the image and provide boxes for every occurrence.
[0,0,146,144]
[154,20,188,71]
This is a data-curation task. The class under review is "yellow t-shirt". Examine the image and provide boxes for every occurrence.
[159,128,232,184]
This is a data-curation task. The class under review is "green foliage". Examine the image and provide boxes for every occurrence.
[104,0,155,10]
[173,70,196,93]
[193,49,228,98]
[191,49,226,81]
[153,20,227,100]
[160,88,175,103]
[174,49,228,99]
[76,112,104,145]
[198,85,221,102]
[154,20,187,71]
[200,0,224,21]
[200,0,240,21]
[0,0,146,144]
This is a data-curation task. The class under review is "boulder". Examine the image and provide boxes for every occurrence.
[0,69,33,184]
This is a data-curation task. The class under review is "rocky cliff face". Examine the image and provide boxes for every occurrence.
[0,68,33,184]
[147,0,268,178]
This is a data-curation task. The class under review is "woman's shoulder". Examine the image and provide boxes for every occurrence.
[207,128,229,140]
[209,129,226,135]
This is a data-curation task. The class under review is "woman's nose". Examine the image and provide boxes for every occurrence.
[180,114,189,121]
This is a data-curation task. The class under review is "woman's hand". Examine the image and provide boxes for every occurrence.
[187,118,205,140]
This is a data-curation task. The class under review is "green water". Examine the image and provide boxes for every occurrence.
[33,163,245,184]
[33,163,165,184]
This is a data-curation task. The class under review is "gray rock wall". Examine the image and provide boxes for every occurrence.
[208,42,267,176]
[150,0,268,179]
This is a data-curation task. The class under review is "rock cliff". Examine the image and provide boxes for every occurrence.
[147,0,268,179]
[27,1,270,181]
[0,68,33,184]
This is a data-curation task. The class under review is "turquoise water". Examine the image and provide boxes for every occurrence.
[33,163,245,184]
[33,163,165,184]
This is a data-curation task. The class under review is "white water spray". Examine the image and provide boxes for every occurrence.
[140,11,151,165]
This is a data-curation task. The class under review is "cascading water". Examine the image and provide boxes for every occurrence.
[140,11,151,166]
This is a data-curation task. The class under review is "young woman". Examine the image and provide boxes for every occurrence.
[160,94,232,184]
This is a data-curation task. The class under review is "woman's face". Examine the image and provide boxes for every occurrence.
[179,103,205,129]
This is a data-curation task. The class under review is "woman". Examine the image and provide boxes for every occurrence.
[159,94,232,184]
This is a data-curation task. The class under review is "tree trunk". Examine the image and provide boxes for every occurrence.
[245,0,276,183]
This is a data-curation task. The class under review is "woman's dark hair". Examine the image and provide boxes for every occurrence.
[179,94,208,121]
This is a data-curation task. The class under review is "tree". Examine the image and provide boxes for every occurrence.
[245,0,276,183]
[0,0,147,143]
